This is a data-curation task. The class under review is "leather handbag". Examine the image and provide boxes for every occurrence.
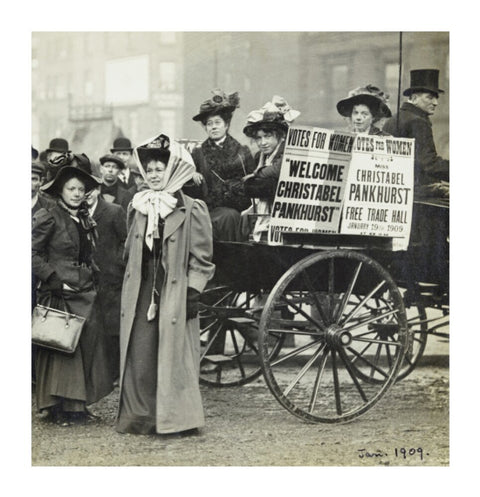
[32,299,85,354]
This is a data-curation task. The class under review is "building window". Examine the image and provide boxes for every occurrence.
[160,32,176,44]
[159,62,176,91]
[159,110,176,136]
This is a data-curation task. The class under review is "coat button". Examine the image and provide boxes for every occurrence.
[171,318,177,324]
[170,236,176,242]
[121,311,124,317]
[135,234,139,239]
[126,272,130,278]
[172,278,177,284]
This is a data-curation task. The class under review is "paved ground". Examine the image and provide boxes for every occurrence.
[31,332,449,467]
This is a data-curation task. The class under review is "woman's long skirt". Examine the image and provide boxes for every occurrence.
[116,258,164,434]
[35,289,113,412]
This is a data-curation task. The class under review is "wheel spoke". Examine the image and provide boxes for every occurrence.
[328,258,335,321]
[352,336,402,347]
[343,308,399,333]
[280,295,324,330]
[346,346,390,379]
[341,280,387,326]
[331,350,342,415]
[270,337,324,367]
[308,344,329,413]
[334,262,363,323]
[282,343,327,397]
[200,321,223,360]
[229,328,247,379]
[338,349,368,402]
[300,272,329,328]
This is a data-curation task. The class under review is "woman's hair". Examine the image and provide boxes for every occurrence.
[57,171,87,192]
[254,126,286,140]
[201,110,233,127]
[140,149,170,168]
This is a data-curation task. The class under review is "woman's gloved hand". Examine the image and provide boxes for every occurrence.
[186,287,201,320]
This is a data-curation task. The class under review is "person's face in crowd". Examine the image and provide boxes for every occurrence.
[205,114,229,142]
[145,160,167,191]
[350,104,373,133]
[255,129,280,156]
[411,91,439,116]
[61,177,86,208]
[85,187,100,207]
[100,161,121,185]
[133,174,145,189]
[113,150,132,165]
[32,172,42,198]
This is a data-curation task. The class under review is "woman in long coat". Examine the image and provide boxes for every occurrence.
[190,89,255,241]
[116,134,215,435]
[32,166,113,424]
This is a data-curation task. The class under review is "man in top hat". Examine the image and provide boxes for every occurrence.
[383,69,449,189]
[98,154,134,212]
[110,137,137,192]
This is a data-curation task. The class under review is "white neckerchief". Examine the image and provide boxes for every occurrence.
[88,198,98,217]
[32,194,39,209]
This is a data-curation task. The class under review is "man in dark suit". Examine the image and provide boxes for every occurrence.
[383,69,449,191]
[86,185,127,385]
[98,154,134,212]
[32,162,55,218]
[110,137,137,192]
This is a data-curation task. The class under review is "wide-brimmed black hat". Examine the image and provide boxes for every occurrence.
[110,137,133,152]
[403,69,444,97]
[336,85,392,119]
[136,134,171,167]
[192,89,240,122]
[46,137,70,154]
[71,153,92,174]
[41,165,101,196]
[32,161,45,176]
[99,154,126,169]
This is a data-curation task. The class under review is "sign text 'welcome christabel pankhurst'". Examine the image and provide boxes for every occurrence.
[268,125,414,251]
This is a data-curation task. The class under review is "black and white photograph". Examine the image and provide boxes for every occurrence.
[6,1,478,494]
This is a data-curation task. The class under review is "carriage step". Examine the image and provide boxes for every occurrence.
[203,354,234,364]
[227,317,257,325]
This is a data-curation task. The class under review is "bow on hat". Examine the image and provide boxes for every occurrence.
[245,96,301,125]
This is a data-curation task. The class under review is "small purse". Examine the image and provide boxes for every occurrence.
[32,298,86,354]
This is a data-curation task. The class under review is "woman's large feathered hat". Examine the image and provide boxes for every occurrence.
[336,85,392,119]
[243,96,301,138]
[192,89,240,122]
[41,165,101,196]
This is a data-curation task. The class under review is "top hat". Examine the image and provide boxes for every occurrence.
[46,138,70,154]
[336,85,392,119]
[110,137,133,153]
[99,154,126,169]
[243,96,301,138]
[32,161,45,176]
[192,89,240,122]
[403,69,444,97]
[41,165,101,196]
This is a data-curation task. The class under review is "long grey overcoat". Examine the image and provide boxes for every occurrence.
[119,193,215,433]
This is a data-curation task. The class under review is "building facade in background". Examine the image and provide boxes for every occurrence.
[32,32,449,162]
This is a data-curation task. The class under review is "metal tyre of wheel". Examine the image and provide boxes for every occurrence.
[259,250,408,424]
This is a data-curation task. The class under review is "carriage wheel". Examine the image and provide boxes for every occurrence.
[259,250,408,423]
[396,292,428,380]
[199,286,284,387]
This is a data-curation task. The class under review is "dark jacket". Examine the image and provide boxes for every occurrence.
[243,141,286,203]
[100,181,134,212]
[32,204,97,292]
[191,134,255,212]
[32,191,56,217]
[383,102,449,185]
[91,197,127,284]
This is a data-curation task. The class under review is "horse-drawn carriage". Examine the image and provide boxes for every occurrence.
[197,127,449,424]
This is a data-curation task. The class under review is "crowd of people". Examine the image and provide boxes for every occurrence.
[31,68,449,435]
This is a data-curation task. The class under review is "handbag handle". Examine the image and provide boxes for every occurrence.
[42,293,72,327]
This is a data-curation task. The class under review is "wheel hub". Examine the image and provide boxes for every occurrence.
[326,324,352,349]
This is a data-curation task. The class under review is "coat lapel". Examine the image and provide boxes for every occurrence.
[163,206,186,240]
[92,197,108,223]
[56,206,80,249]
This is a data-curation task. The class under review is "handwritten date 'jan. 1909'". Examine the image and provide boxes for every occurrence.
[358,448,428,461]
